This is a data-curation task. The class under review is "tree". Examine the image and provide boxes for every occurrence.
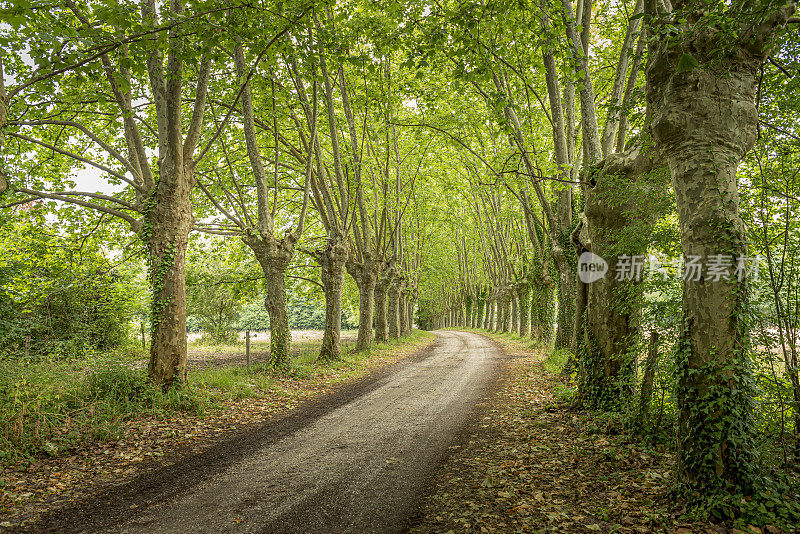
[2,0,219,387]
[645,0,796,497]
[195,15,316,367]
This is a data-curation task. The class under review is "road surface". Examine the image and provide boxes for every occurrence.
[39,331,500,534]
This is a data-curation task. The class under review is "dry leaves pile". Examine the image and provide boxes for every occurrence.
[411,334,740,534]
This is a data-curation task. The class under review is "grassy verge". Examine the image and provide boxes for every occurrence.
[1,330,435,528]
[0,330,434,467]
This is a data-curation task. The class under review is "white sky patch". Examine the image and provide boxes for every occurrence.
[402,98,418,111]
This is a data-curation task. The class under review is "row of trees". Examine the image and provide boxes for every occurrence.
[2,0,423,385]
[404,0,799,515]
[2,0,799,518]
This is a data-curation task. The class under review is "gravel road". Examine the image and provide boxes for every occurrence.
[32,330,500,534]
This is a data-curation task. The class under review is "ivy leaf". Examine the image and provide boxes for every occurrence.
[677,53,699,73]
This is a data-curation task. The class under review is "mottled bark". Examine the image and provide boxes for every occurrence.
[495,297,504,333]
[499,294,510,334]
[405,295,414,335]
[399,286,409,336]
[646,3,795,491]
[576,148,666,406]
[554,247,577,349]
[374,274,391,343]
[246,234,294,367]
[316,234,349,360]
[145,162,193,388]
[476,292,486,330]
[387,280,401,339]
[347,260,378,352]
[464,295,474,329]
[516,282,530,338]
[511,292,520,335]
[536,281,556,345]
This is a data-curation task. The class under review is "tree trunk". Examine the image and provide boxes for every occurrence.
[145,163,193,389]
[374,276,390,343]
[348,264,377,352]
[405,297,414,335]
[317,235,348,360]
[635,331,660,432]
[486,298,494,330]
[387,282,400,339]
[511,292,520,335]
[476,292,485,330]
[398,287,409,336]
[645,7,794,491]
[576,148,664,407]
[537,281,556,345]
[554,258,576,349]
[247,235,294,368]
[517,283,530,338]
[505,298,513,333]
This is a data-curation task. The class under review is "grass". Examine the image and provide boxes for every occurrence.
[0,329,434,467]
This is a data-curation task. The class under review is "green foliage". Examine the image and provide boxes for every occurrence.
[186,238,260,343]
[0,218,135,359]
[0,353,204,464]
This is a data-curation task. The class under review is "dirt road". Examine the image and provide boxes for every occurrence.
[36,331,499,534]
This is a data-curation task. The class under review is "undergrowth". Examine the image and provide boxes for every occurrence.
[0,330,432,467]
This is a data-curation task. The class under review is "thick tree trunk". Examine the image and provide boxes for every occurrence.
[645,8,794,491]
[405,297,414,335]
[476,293,485,330]
[486,298,494,330]
[516,283,530,338]
[554,258,576,349]
[576,148,664,407]
[145,163,193,389]
[511,293,520,335]
[247,235,294,368]
[348,264,377,352]
[387,282,400,339]
[374,278,390,343]
[505,298,512,333]
[265,269,291,367]
[536,281,556,345]
[398,287,409,336]
[317,235,348,360]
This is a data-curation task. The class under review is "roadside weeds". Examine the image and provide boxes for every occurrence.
[0,331,435,530]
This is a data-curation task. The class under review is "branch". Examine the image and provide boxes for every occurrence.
[10,119,136,176]
[183,49,213,161]
[194,6,312,165]
[13,187,140,228]
[49,190,139,210]
[287,274,324,291]
[392,121,500,177]
[6,131,144,191]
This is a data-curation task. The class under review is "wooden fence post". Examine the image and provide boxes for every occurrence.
[141,321,147,356]
[246,330,251,367]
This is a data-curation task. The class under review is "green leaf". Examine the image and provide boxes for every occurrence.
[677,53,699,73]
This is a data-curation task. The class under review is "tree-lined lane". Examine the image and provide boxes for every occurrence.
[108,330,498,534]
